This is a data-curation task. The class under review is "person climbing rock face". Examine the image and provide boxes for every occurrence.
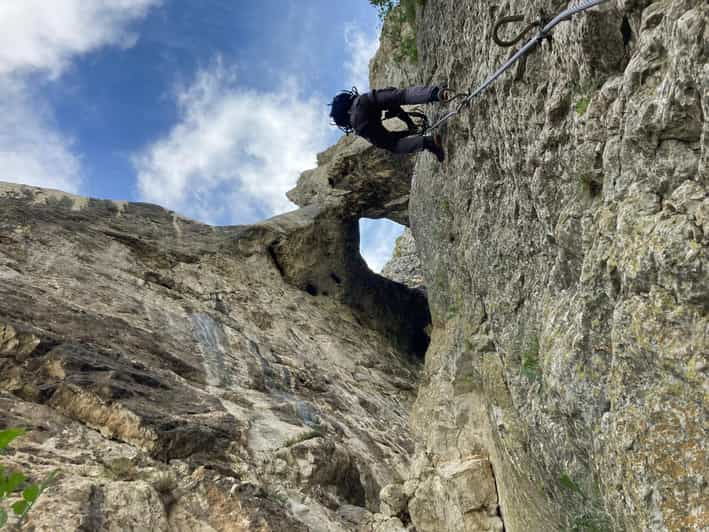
[329,86,449,162]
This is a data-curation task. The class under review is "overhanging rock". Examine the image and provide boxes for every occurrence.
[233,203,430,357]
[287,133,415,226]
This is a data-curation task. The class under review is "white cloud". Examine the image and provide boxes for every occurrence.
[344,24,379,91]
[0,0,159,193]
[359,218,405,273]
[135,60,330,224]
[0,0,159,77]
[0,78,82,192]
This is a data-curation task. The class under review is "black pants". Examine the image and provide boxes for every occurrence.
[350,86,439,154]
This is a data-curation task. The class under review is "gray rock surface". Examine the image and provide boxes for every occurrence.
[378,0,707,530]
[2,0,708,530]
[381,229,424,290]
[0,183,426,531]
[287,135,414,226]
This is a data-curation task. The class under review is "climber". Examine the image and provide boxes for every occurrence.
[329,85,449,162]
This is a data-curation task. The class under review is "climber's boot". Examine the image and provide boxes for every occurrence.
[424,134,445,163]
[432,87,452,103]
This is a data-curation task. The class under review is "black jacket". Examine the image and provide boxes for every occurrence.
[349,88,419,151]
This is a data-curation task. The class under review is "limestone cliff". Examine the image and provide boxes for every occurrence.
[381,229,424,291]
[372,0,707,531]
[0,182,429,531]
[1,0,707,531]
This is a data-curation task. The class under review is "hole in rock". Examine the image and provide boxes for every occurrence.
[305,283,318,296]
[609,265,622,298]
[588,181,602,198]
[621,15,633,47]
[358,218,405,274]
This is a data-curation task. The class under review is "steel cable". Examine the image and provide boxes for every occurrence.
[423,0,610,133]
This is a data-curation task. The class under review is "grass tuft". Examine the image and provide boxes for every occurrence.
[575,97,591,116]
[520,336,541,381]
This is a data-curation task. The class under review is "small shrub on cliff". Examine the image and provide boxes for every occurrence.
[520,336,541,381]
[0,428,59,529]
[559,473,612,532]
[370,0,425,63]
[575,96,591,116]
[370,0,421,23]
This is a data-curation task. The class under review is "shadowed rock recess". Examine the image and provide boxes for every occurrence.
[0,2,707,532]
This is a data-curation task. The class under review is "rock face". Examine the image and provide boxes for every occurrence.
[370,0,707,531]
[0,183,429,531]
[381,229,424,290]
[287,135,414,226]
[1,0,708,530]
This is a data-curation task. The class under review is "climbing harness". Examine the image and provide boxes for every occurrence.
[384,106,431,134]
[423,0,610,133]
[404,110,430,134]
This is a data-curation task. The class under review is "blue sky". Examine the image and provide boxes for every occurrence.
[0,0,404,271]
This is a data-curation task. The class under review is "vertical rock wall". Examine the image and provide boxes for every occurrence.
[1,0,707,529]
[371,0,707,530]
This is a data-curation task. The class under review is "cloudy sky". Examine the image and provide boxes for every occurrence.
[0,0,404,271]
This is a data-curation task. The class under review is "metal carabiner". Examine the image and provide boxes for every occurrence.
[492,11,549,48]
